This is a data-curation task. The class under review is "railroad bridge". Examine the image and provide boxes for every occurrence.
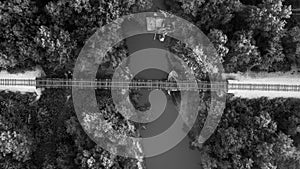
[0,67,300,99]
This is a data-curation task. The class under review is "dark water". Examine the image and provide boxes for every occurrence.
[125,32,202,169]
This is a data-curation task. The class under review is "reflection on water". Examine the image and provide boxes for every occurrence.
[126,34,202,169]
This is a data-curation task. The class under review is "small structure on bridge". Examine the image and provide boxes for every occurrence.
[146,11,175,42]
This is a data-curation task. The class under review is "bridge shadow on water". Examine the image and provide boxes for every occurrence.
[126,33,203,169]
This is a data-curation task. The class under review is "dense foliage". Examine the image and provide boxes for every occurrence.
[190,96,300,169]
[0,0,152,75]
[164,1,300,168]
[0,0,152,168]
[166,0,296,72]
[1,0,300,169]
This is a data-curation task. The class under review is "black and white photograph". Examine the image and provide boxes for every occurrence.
[0,0,300,169]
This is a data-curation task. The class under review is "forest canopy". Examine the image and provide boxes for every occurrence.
[0,0,300,169]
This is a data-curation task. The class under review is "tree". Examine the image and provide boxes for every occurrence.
[166,0,293,72]
[283,26,300,67]
[225,31,261,72]
[0,130,34,162]
[0,92,37,168]
[242,0,292,71]
[0,1,153,168]
[192,97,300,169]
[208,29,229,61]
[0,0,152,75]
[166,0,243,31]
[245,0,291,37]
[0,0,39,70]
